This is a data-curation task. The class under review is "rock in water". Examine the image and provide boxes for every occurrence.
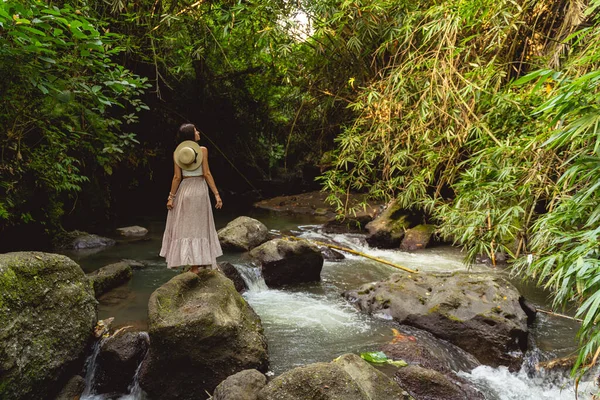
[54,230,116,250]
[395,365,484,400]
[249,239,323,287]
[139,270,268,399]
[93,331,149,394]
[0,252,97,400]
[258,353,410,400]
[213,369,266,400]
[218,216,270,251]
[365,200,412,248]
[87,262,133,297]
[115,226,148,237]
[344,272,529,369]
[400,224,435,251]
[218,261,248,293]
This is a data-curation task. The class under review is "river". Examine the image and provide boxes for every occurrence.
[68,211,595,399]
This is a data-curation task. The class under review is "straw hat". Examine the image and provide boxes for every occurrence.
[174,140,203,171]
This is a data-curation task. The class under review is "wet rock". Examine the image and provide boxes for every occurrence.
[55,230,116,250]
[344,272,529,369]
[54,375,85,400]
[258,353,410,400]
[320,246,345,261]
[87,262,133,297]
[139,270,268,400]
[94,331,149,394]
[365,200,412,248]
[218,261,248,293]
[395,365,484,400]
[213,369,266,400]
[121,258,147,270]
[249,239,323,287]
[218,216,270,251]
[0,252,97,400]
[380,326,480,374]
[476,251,508,266]
[400,224,435,251]
[116,225,148,237]
[322,215,374,234]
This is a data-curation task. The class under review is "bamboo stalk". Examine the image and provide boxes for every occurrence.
[284,236,419,274]
[536,308,583,323]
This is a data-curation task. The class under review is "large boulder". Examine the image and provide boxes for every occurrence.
[395,365,484,400]
[344,272,530,369]
[139,270,268,399]
[87,262,133,297]
[0,252,97,400]
[400,224,435,251]
[258,353,411,400]
[249,239,323,287]
[93,331,149,394]
[365,200,412,248]
[218,216,270,251]
[213,369,267,400]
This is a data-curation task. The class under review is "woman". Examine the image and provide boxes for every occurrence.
[159,123,223,273]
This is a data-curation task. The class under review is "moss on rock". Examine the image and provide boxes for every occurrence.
[0,252,97,400]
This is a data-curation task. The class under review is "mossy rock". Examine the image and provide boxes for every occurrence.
[87,262,133,297]
[400,224,436,251]
[365,200,414,248]
[258,353,411,400]
[0,252,97,400]
[139,270,268,400]
[344,272,530,369]
[218,216,270,251]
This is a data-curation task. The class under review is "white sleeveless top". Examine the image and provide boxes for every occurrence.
[182,164,203,176]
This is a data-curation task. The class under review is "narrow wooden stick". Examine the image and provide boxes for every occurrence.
[536,308,583,323]
[284,236,419,274]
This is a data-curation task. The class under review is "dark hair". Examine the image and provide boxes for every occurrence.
[177,123,196,144]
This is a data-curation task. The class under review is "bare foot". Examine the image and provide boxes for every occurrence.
[190,266,200,274]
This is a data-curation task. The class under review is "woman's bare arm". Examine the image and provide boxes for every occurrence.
[201,147,222,209]
[167,155,182,210]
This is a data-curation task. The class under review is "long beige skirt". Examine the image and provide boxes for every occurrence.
[159,177,223,269]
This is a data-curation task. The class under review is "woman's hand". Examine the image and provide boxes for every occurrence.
[215,195,223,209]
[167,199,174,210]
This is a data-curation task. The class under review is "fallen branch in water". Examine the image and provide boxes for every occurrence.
[283,235,419,274]
[536,308,583,323]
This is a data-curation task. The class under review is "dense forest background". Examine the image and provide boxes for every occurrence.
[1,0,599,377]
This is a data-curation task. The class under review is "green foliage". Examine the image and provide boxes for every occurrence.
[0,0,148,231]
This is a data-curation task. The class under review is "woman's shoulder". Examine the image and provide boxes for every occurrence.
[200,146,208,152]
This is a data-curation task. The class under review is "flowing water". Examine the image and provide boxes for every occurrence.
[69,211,597,399]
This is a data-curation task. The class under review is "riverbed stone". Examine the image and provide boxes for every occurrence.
[213,369,267,400]
[249,238,323,287]
[365,200,412,248]
[0,252,97,400]
[400,224,435,251]
[94,331,149,394]
[344,272,529,369]
[320,246,345,261]
[116,225,148,237]
[139,270,268,400]
[218,261,248,293]
[54,375,85,400]
[55,230,116,250]
[395,365,484,400]
[87,262,133,297]
[218,216,270,251]
[258,353,410,400]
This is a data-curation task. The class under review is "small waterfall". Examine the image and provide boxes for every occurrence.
[80,332,149,400]
[81,338,104,397]
[459,351,598,399]
[233,263,269,292]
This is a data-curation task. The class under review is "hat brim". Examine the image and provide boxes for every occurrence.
[174,140,203,171]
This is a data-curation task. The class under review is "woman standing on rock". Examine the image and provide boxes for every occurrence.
[160,123,223,273]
